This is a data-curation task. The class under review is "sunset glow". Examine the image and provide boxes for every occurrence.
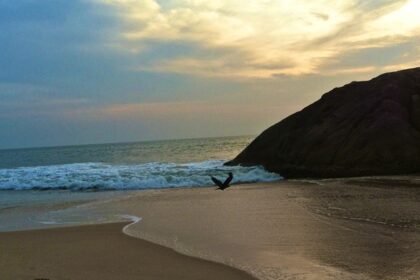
[0,0,419,148]
[98,0,420,77]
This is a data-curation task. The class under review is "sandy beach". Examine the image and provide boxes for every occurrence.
[0,222,255,280]
[1,177,419,280]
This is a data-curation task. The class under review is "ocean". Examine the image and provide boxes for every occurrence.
[0,136,281,191]
[0,135,282,231]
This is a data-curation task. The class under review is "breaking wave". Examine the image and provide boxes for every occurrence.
[0,160,282,191]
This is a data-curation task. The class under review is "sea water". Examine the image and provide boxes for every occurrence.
[0,136,282,231]
[0,136,281,191]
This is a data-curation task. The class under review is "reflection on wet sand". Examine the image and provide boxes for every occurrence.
[294,177,420,280]
[4,177,419,280]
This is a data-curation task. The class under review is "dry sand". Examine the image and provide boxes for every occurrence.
[1,176,419,280]
[0,222,255,280]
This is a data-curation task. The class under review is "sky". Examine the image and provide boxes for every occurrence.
[0,0,419,149]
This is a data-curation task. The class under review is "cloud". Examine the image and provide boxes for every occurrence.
[94,0,420,78]
[311,12,330,21]
[317,36,420,74]
[90,100,287,120]
[89,100,293,137]
[2,0,420,149]
[0,83,91,119]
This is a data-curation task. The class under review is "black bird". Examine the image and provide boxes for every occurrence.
[211,172,233,190]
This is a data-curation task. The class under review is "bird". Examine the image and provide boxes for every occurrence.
[211,172,233,190]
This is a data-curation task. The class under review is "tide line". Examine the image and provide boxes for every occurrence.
[118,214,143,233]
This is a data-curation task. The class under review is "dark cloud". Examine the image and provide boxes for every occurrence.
[319,36,420,72]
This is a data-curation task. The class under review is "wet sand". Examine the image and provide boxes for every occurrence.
[0,222,255,280]
[1,176,419,280]
[74,176,419,280]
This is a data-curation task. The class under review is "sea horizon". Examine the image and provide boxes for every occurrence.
[0,133,256,152]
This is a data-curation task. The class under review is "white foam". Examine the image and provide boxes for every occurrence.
[0,160,282,191]
[119,215,143,232]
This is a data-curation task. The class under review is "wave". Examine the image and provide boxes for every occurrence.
[0,160,282,191]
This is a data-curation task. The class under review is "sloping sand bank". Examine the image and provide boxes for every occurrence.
[78,177,419,280]
[0,222,255,280]
[1,176,419,280]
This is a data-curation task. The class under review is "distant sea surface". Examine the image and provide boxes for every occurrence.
[0,136,281,191]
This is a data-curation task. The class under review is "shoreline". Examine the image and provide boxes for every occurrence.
[0,222,257,280]
[1,177,419,280]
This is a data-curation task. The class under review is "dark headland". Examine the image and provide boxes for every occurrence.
[227,67,420,178]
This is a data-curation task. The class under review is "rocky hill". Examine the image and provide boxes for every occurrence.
[226,67,420,178]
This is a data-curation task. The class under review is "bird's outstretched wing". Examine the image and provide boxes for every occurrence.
[211,176,224,188]
[223,174,233,186]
